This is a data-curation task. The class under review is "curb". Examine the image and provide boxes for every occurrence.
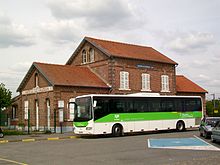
[0,136,77,144]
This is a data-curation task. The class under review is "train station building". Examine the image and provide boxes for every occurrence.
[5,37,207,132]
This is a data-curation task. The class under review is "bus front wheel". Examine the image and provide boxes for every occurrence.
[112,124,123,137]
[176,121,185,132]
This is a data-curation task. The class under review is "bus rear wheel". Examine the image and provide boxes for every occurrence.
[176,121,185,132]
[112,124,123,137]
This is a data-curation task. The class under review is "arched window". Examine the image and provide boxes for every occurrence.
[82,49,87,64]
[89,48,95,62]
[35,73,38,87]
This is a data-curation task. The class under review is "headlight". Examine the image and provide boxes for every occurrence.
[86,127,92,130]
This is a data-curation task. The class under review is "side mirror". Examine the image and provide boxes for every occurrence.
[93,100,97,108]
[214,121,220,127]
[68,102,77,120]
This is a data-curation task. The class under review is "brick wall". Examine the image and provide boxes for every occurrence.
[112,58,176,94]
[23,69,50,91]
[68,40,176,95]
[70,42,108,66]
[15,85,109,131]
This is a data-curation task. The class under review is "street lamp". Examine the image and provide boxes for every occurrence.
[211,94,216,116]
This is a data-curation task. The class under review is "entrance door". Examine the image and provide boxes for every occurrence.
[35,100,39,130]
[46,99,50,130]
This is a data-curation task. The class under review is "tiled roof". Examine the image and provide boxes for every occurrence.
[35,62,109,88]
[17,62,110,91]
[85,37,178,65]
[176,75,208,93]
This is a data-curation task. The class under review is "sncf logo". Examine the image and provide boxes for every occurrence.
[114,114,120,119]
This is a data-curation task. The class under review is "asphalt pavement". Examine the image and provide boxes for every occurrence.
[1,130,220,165]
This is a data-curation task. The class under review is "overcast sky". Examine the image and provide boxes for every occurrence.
[0,0,220,99]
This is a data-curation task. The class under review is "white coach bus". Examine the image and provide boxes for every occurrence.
[70,94,202,136]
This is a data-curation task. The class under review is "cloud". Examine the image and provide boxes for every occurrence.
[40,20,83,44]
[0,13,35,48]
[47,0,144,30]
[0,70,24,96]
[9,62,32,73]
[166,32,215,53]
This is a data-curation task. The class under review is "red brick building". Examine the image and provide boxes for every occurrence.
[6,37,207,132]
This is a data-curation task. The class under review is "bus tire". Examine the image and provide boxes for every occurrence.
[211,136,216,143]
[112,124,123,137]
[176,121,185,132]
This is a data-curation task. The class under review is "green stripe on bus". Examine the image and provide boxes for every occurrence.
[74,121,88,127]
[94,111,202,123]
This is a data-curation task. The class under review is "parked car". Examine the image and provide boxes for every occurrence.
[0,127,4,138]
[211,121,220,143]
[199,117,220,139]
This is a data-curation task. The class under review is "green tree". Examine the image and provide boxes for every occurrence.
[206,100,220,117]
[0,83,12,126]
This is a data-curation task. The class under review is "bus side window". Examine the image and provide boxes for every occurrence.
[134,100,148,113]
[94,99,109,120]
[185,99,197,112]
[175,99,184,112]
[166,100,175,111]
[150,98,160,112]
[110,99,125,113]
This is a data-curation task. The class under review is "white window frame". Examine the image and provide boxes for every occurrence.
[12,106,16,119]
[82,50,87,64]
[141,73,151,91]
[69,98,75,121]
[161,75,170,92]
[119,71,130,90]
[35,73,38,87]
[89,48,95,62]
[24,100,28,120]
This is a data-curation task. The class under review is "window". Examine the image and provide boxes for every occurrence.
[24,101,28,120]
[35,73,38,87]
[120,71,129,90]
[12,106,17,119]
[82,50,87,64]
[184,99,201,111]
[141,73,150,91]
[94,98,109,120]
[161,75,169,92]
[69,98,75,121]
[89,48,95,62]
[134,99,149,112]
[109,99,134,113]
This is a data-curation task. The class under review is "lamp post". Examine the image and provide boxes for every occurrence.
[211,94,216,116]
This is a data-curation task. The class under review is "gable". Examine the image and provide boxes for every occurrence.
[18,62,110,93]
[66,37,178,65]
[67,40,109,66]
[17,63,52,92]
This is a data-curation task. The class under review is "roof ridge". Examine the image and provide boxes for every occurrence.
[85,36,152,49]
[34,62,81,68]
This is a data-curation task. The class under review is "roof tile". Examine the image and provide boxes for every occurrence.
[34,62,109,88]
[176,75,207,93]
[86,37,177,65]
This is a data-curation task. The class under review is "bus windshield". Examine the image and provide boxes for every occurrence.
[74,97,92,122]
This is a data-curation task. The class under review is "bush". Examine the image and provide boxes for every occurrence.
[2,130,26,135]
